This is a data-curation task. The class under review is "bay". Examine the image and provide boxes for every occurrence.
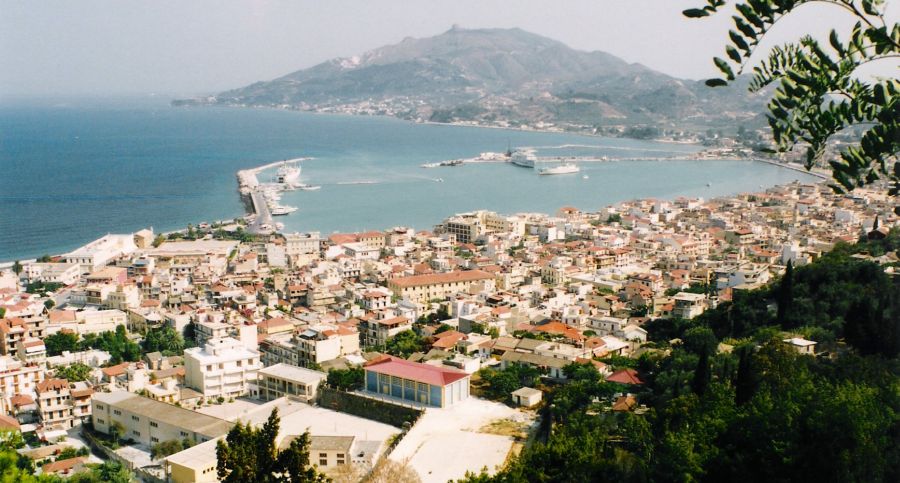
[0,98,818,261]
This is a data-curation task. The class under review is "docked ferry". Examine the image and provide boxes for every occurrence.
[510,150,536,168]
[275,161,301,184]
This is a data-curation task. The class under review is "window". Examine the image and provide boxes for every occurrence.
[131,415,139,421]
[180,431,189,437]
[113,409,121,415]
[96,404,104,410]
[96,418,105,424]
[132,430,140,436]
[319,453,327,458]
[151,437,159,443]
[319,459,327,466]
[150,421,158,427]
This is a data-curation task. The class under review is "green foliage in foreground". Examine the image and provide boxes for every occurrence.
[685,0,899,204]
[463,239,900,482]
[216,408,328,483]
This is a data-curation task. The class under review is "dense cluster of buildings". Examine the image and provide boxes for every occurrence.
[1,180,896,480]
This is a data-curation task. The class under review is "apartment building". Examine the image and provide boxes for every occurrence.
[284,232,322,267]
[255,364,326,403]
[260,325,359,367]
[22,262,81,286]
[36,379,74,430]
[358,316,412,348]
[387,270,495,304]
[672,292,707,320]
[92,391,231,447]
[0,356,44,414]
[184,337,261,399]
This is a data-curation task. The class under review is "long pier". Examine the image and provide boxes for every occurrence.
[237,157,311,235]
[247,190,274,234]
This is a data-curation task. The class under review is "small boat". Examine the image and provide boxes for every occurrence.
[299,184,321,191]
[434,178,444,182]
[706,182,712,187]
[582,175,589,179]
[538,163,580,175]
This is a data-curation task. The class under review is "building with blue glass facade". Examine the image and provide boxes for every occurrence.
[363,355,470,408]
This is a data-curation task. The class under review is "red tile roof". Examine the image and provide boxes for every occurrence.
[389,270,494,288]
[42,457,86,475]
[364,355,468,386]
[0,414,20,431]
[606,368,644,385]
[36,378,68,393]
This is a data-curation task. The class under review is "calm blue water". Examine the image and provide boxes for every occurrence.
[0,98,818,261]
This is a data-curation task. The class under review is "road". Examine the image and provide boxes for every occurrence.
[247,190,274,234]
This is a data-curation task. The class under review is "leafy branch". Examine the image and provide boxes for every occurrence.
[685,0,899,208]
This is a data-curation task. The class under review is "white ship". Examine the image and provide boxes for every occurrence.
[510,150,536,168]
[538,163,580,175]
[275,161,301,185]
[270,205,298,216]
[298,184,321,191]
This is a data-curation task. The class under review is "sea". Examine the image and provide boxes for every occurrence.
[0,97,820,261]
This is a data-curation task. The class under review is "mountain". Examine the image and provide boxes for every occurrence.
[176,27,769,133]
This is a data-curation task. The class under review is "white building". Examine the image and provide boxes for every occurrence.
[23,263,82,286]
[672,292,707,320]
[284,232,322,267]
[184,337,261,399]
[63,234,138,273]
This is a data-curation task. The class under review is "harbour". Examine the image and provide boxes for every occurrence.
[237,158,312,234]
[1,103,823,261]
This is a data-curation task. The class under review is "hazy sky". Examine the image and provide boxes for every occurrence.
[1,0,894,97]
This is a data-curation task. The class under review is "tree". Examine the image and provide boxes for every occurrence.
[383,330,425,357]
[45,331,79,356]
[11,261,22,276]
[152,234,166,247]
[151,439,185,459]
[109,421,125,447]
[685,1,899,208]
[777,260,794,326]
[142,326,185,355]
[216,408,327,483]
[54,362,92,382]
[326,367,364,391]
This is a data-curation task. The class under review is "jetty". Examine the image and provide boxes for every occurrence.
[236,157,311,234]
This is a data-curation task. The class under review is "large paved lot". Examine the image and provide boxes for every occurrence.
[389,398,534,483]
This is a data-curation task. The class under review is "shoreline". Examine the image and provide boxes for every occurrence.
[181,101,705,147]
[2,164,826,265]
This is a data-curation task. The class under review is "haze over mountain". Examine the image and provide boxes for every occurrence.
[177,27,768,132]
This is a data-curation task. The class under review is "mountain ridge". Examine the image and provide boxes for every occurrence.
[176,27,768,134]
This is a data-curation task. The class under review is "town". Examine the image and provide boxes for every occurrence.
[0,179,896,482]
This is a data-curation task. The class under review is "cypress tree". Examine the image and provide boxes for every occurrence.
[776,260,794,327]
